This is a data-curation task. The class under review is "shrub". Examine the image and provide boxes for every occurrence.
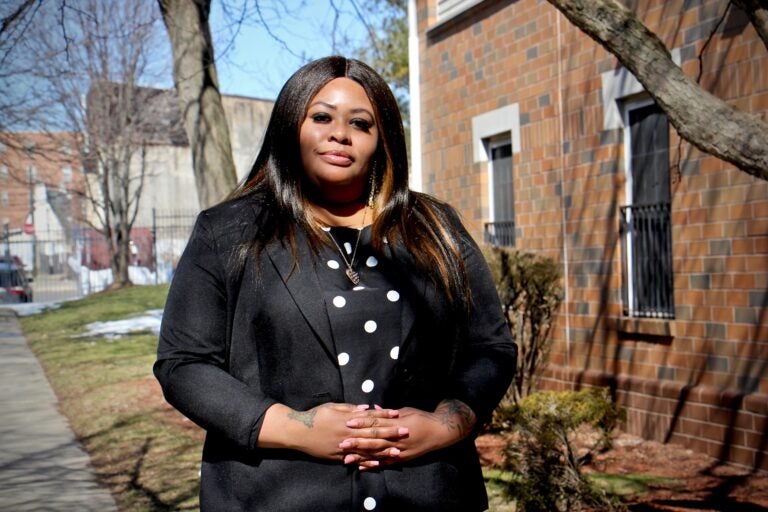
[483,247,563,414]
[496,388,627,512]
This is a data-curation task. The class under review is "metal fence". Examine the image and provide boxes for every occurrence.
[1,209,198,303]
[619,202,675,319]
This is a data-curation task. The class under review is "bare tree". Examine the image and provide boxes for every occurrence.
[545,0,768,182]
[157,0,237,209]
[2,0,168,288]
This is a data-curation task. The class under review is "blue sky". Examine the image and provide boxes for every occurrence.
[209,2,371,100]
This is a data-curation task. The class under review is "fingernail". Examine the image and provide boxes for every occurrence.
[390,447,400,456]
[344,454,356,464]
[388,409,400,417]
[398,427,409,436]
[356,404,369,410]
[346,420,359,427]
[339,440,352,448]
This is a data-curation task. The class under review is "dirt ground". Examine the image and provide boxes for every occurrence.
[476,432,768,511]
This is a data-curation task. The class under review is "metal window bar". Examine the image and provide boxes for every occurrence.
[620,202,675,319]
[484,221,515,247]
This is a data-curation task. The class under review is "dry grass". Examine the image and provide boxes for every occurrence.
[20,285,203,511]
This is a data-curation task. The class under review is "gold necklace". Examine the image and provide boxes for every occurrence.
[325,208,367,285]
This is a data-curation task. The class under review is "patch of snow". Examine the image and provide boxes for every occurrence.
[4,301,63,316]
[81,309,163,340]
[68,257,158,295]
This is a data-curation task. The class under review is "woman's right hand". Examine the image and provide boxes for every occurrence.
[257,403,406,461]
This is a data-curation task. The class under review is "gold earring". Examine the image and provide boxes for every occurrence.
[367,171,376,207]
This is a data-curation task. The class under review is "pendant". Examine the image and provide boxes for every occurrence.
[345,268,360,285]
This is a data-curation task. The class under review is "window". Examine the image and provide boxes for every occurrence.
[1,191,8,207]
[0,165,8,180]
[485,140,515,246]
[471,104,521,247]
[436,0,485,21]
[61,165,72,186]
[620,100,674,318]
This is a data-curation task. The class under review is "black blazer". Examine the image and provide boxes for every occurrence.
[154,195,517,512]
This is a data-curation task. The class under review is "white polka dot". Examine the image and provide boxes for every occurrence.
[365,256,378,267]
[332,296,346,308]
[364,497,377,510]
[390,346,400,359]
[320,226,331,232]
[386,290,400,302]
[353,286,365,291]
[343,242,353,254]
[364,320,377,333]
[327,259,340,269]
[361,380,374,393]
[338,352,350,366]
[382,236,388,244]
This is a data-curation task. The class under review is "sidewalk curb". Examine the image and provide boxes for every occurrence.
[0,307,118,511]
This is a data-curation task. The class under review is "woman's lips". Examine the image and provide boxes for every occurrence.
[319,151,353,166]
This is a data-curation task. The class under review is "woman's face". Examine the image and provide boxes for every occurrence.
[299,77,379,205]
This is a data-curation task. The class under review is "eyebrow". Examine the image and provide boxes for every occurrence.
[308,101,374,118]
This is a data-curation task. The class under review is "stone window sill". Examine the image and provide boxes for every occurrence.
[609,317,676,339]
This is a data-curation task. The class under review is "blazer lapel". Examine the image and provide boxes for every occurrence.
[265,232,336,357]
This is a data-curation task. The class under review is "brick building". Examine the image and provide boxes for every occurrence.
[412,0,767,470]
[0,132,84,272]
[1,87,272,290]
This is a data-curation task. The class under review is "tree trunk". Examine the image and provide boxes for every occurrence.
[546,0,768,182]
[157,0,237,209]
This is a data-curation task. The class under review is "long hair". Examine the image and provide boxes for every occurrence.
[231,56,469,310]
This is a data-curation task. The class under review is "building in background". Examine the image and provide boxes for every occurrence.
[0,86,273,296]
[413,0,767,470]
[0,132,83,273]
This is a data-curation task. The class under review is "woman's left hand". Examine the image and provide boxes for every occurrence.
[339,399,476,469]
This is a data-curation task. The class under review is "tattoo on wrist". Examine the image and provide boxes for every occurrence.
[287,409,316,428]
[435,400,476,438]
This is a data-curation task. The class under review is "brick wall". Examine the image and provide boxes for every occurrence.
[0,132,84,230]
[417,0,767,471]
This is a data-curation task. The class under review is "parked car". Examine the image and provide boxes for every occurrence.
[0,256,33,303]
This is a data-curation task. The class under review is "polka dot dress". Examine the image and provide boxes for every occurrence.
[319,225,402,510]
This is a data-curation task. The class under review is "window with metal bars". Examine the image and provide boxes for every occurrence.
[621,101,675,319]
[483,141,515,247]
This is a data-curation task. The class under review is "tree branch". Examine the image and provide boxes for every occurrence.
[732,0,768,51]
[546,0,768,181]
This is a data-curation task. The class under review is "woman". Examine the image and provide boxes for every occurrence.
[155,56,516,511]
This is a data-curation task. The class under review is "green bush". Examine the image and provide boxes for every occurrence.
[496,388,627,512]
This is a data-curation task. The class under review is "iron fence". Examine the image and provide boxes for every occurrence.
[1,208,198,303]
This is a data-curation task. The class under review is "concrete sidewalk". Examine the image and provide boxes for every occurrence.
[0,308,118,512]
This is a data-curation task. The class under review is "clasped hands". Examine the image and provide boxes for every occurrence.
[282,400,476,471]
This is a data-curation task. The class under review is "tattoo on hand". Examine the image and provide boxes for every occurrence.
[288,409,316,428]
[435,400,476,438]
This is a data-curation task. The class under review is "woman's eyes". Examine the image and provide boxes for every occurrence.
[311,113,332,123]
[351,119,372,131]
[309,112,372,131]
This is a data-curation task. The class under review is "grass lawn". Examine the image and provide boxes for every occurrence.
[21,285,672,512]
[20,285,202,511]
